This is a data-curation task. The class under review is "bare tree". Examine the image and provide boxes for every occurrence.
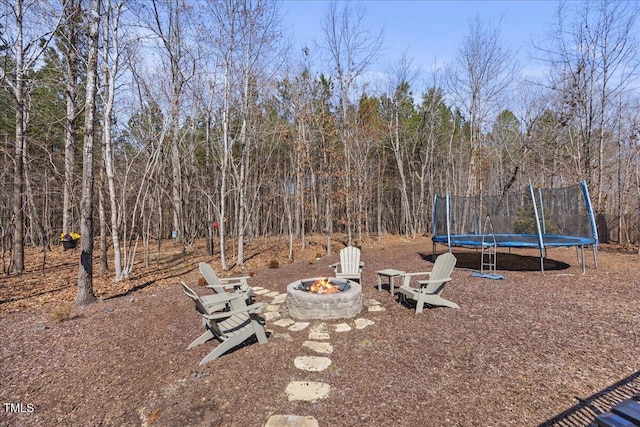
[446,14,516,196]
[383,52,419,237]
[0,0,61,273]
[60,0,82,238]
[76,0,100,306]
[101,0,129,280]
[319,1,383,245]
[136,0,198,254]
[205,0,285,266]
[541,0,640,210]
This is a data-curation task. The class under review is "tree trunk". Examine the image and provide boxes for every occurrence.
[101,0,124,280]
[98,163,108,273]
[63,0,80,236]
[76,0,100,306]
[12,0,26,274]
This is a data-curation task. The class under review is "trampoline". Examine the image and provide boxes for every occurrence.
[432,181,599,274]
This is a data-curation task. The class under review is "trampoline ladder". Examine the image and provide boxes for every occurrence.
[481,216,497,275]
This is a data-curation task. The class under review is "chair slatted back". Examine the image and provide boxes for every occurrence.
[424,253,457,294]
[340,246,361,274]
[199,262,225,293]
[181,282,209,314]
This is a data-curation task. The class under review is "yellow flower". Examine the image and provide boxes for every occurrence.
[60,232,81,241]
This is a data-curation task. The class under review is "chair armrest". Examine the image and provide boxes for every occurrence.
[219,276,250,283]
[203,302,264,320]
[416,277,452,285]
[401,272,432,278]
[201,294,233,305]
[204,291,247,304]
[206,283,244,291]
[399,272,432,287]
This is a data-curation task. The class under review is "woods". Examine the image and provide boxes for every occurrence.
[1,0,639,304]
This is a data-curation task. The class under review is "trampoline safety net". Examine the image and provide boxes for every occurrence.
[432,181,598,246]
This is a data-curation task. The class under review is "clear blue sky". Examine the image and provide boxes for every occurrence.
[284,1,561,82]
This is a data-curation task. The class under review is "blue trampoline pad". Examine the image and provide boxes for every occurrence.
[432,233,595,248]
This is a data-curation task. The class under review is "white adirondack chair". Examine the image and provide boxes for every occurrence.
[397,252,459,313]
[330,246,364,283]
[181,281,267,365]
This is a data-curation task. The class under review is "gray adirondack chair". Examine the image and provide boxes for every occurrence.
[397,252,459,313]
[180,282,235,312]
[181,281,267,365]
[329,246,364,283]
[199,262,253,307]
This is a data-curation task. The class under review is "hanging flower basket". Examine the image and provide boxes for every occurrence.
[60,232,81,250]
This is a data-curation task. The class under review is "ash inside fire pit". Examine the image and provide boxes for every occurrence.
[286,277,363,320]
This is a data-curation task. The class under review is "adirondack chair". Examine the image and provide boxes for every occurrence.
[330,246,364,283]
[397,252,459,313]
[180,282,235,312]
[199,262,253,307]
[181,281,267,365]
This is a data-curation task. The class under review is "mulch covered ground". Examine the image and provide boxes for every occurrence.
[1,235,638,426]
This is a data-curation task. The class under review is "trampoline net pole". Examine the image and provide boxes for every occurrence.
[581,180,599,270]
[581,180,599,247]
[538,188,546,235]
[530,183,545,274]
[446,192,451,252]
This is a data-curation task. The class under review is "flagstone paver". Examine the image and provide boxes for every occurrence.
[272,318,295,328]
[265,304,281,312]
[285,381,331,402]
[302,341,333,354]
[288,322,310,332]
[270,332,293,341]
[354,318,375,329]
[271,294,288,304]
[251,286,265,291]
[331,323,351,332]
[253,289,271,295]
[265,291,280,297]
[294,356,332,372]
[308,332,330,340]
[264,415,319,427]
[364,298,381,306]
[368,305,385,312]
[310,323,328,334]
[264,311,281,321]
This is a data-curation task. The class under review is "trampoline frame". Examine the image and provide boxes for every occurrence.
[432,181,599,275]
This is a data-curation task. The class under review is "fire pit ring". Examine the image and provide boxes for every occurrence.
[286,277,363,320]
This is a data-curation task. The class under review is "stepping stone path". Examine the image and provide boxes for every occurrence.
[257,284,380,426]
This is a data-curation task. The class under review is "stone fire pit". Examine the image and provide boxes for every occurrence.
[286,277,363,320]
